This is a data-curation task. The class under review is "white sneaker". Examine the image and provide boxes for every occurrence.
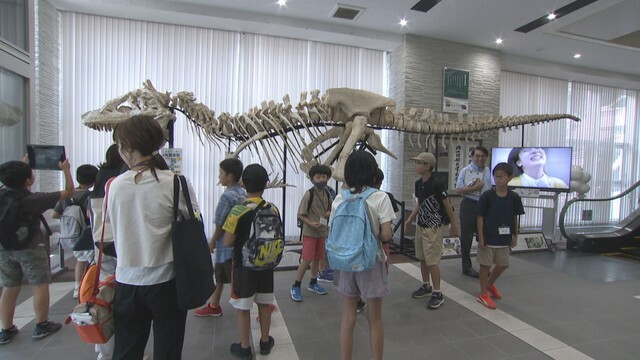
[73,289,79,299]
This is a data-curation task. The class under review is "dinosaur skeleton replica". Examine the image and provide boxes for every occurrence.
[82,80,580,181]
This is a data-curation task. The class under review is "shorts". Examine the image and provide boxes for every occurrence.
[414,226,444,265]
[215,258,232,284]
[0,247,51,287]
[73,250,95,263]
[334,260,389,299]
[229,266,274,311]
[477,246,510,267]
[301,236,325,261]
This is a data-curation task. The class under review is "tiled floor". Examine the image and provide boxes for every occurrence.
[2,250,640,359]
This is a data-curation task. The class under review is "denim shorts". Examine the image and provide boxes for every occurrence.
[0,246,51,287]
[334,260,389,299]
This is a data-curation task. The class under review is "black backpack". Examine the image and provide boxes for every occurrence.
[0,188,36,250]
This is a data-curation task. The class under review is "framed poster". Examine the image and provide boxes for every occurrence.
[448,141,478,190]
[443,67,469,114]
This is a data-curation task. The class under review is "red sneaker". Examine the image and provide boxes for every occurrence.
[477,293,496,309]
[194,304,222,317]
[487,285,503,299]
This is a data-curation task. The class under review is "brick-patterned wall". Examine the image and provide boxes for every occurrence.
[35,0,61,191]
[388,34,501,216]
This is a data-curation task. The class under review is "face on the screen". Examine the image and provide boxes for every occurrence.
[516,148,546,169]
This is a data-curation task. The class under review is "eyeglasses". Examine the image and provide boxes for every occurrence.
[414,161,427,165]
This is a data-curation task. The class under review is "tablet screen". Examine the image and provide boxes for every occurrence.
[27,145,66,170]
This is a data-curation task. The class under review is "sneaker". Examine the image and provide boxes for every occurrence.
[356,300,366,314]
[291,286,303,302]
[477,293,497,309]
[427,292,444,309]
[229,343,252,359]
[411,284,433,298]
[259,335,275,355]
[194,304,223,317]
[307,283,328,295]
[73,288,79,299]
[487,285,503,299]
[32,320,62,339]
[0,325,19,345]
[317,270,334,283]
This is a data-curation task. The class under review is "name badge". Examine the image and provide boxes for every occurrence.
[498,226,510,235]
[319,217,328,226]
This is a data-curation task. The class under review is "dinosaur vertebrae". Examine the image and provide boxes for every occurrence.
[81,80,580,175]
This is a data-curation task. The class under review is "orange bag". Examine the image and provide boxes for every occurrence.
[67,273,115,343]
[66,178,116,344]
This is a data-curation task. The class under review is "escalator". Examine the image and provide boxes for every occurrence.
[559,180,640,257]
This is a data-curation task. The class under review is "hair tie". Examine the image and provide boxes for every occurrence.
[152,150,159,156]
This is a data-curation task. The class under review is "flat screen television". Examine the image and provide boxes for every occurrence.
[490,147,572,192]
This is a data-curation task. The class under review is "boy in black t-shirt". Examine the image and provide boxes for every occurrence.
[0,158,74,344]
[222,164,277,359]
[404,152,458,310]
[475,162,525,309]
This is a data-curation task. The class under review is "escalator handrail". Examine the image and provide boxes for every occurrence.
[559,179,640,241]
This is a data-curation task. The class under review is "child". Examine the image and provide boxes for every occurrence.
[475,162,525,309]
[194,158,246,317]
[404,152,458,309]
[291,165,332,302]
[356,168,399,314]
[52,164,99,299]
[330,151,395,360]
[223,164,277,359]
[0,157,74,344]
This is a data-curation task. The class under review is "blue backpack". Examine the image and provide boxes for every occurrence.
[326,187,380,272]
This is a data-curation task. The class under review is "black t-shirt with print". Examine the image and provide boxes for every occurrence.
[414,176,448,228]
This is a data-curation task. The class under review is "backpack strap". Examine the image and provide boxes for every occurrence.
[305,188,315,213]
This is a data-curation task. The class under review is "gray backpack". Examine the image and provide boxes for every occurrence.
[59,191,91,249]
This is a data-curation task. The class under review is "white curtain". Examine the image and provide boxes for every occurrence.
[499,71,640,230]
[60,13,386,237]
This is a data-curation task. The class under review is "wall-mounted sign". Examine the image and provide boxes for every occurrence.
[443,67,469,114]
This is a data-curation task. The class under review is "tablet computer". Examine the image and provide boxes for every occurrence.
[27,145,66,170]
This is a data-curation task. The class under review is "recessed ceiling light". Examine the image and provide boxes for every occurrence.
[495,38,503,45]
[573,53,582,59]
[547,13,556,20]
[277,0,286,6]
[399,19,408,26]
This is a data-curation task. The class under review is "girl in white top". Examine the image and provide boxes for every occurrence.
[330,151,396,360]
[107,115,199,360]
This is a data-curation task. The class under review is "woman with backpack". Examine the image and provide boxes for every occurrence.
[328,151,396,360]
[107,115,200,359]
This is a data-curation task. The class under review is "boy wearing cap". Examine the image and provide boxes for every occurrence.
[291,165,333,302]
[223,164,277,358]
[404,152,458,309]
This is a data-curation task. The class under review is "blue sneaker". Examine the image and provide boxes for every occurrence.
[317,270,334,283]
[290,286,303,302]
[308,283,328,295]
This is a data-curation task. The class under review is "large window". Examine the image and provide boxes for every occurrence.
[0,0,27,51]
[0,67,27,164]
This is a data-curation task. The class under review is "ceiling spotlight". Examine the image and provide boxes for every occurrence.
[277,0,286,6]
[399,19,408,26]
[573,53,582,59]
[495,38,503,45]
[547,13,556,20]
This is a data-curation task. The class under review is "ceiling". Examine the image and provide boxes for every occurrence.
[48,0,640,78]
